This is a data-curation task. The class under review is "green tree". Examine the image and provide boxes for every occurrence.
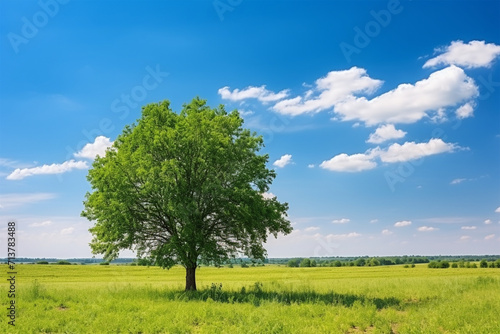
[287,259,299,267]
[300,258,311,267]
[82,99,292,290]
[479,259,488,268]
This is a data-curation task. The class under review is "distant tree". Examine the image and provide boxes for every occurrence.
[480,259,488,268]
[82,99,292,290]
[334,260,342,267]
[310,259,317,267]
[56,260,71,265]
[451,263,458,268]
[36,261,49,265]
[287,259,299,267]
[354,258,366,267]
[300,258,311,267]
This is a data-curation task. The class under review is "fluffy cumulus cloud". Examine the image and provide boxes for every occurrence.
[332,218,350,224]
[495,207,500,213]
[376,138,461,163]
[6,160,88,180]
[381,229,393,235]
[319,152,377,172]
[74,136,114,160]
[272,67,382,116]
[484,234,495,240]
[273,154,293,168]
[320,138,461,173]
[484,219,492,225]
[366,124,406,144]
[456,102,475,119]
[333,66,478,125]
[423,40,500,69]
[394,220,412,227]
[218,85,289,103]
[304,226,320,232]
[461,226,477,230]
[219,60,480,127]
[418,226,438,232]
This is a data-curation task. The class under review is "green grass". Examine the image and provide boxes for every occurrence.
[1,264,499,333]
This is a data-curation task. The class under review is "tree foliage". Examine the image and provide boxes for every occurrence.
[82,98,292,290]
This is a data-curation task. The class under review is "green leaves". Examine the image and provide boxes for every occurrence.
[82,97,292,274]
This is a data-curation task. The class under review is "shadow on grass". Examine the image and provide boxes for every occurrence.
[159,283,401,309]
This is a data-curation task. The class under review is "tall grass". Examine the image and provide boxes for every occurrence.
[1,264,499,333]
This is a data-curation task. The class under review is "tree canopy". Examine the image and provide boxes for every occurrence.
[81,98,292,290]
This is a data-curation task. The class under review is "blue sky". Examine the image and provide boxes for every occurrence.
[1,0,499,258]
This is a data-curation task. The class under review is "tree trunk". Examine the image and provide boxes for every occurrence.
[185,266,197,291]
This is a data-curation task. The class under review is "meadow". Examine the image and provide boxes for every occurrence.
[1,264,499,333]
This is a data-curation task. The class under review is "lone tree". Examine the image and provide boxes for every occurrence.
[82,98,292,290]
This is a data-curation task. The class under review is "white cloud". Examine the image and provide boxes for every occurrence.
[461,226,477,230]
[218,85,289,103]
[30,220,53,227]
[366,124,406,144]
[319,152,377,172]
[377,138,461,163]
[320,138,461,173]
[381,229,393,235]
[332,218,350,224]
[74,136,113,160]
[60,227,75,235]
[370,219,379,224]
[495,207,500,213]
[304,226,320,232]
[273,154,293,168]
[484,219,492,225]
[484,234,495,240]
[456,102,474,119]
[460,236,471,241]
[333,66,478,126]
[0,193,56,209]
[451,178,467,185]
[262,192,276,199]
[423,40,500,69]
[325,232,361,240]
[394,220,412,227]
[307,164,315,168]
[6,160,88,180]
[418,226,438,232]
[273,67,382,116]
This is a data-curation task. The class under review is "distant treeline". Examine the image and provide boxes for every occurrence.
[2,255,500,267]
[276,255,500,268]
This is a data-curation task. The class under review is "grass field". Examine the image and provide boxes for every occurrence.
[1,264,499,333]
